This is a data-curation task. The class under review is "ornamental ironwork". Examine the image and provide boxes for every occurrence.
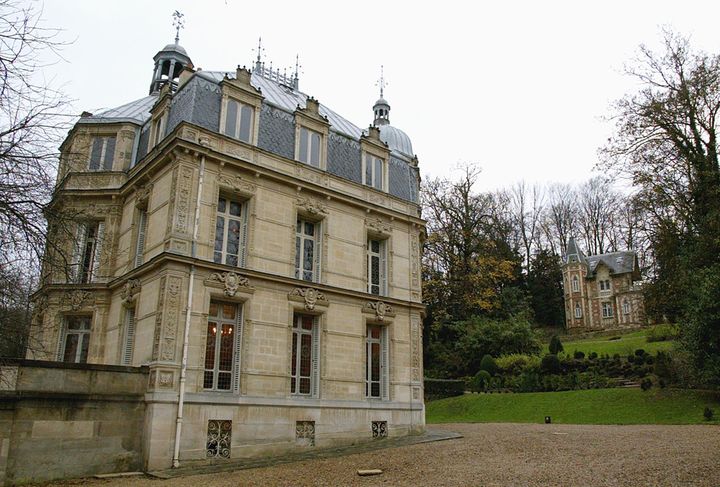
[296,420,315,446]
[372,421,388,439]
[206,420,232,458]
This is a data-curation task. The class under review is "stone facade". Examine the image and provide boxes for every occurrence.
[561,238,645,332]
[27,40,425,474]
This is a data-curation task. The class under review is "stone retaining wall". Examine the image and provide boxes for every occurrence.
[0,360,148,486]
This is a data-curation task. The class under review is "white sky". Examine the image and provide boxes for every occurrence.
[40,0,720,191]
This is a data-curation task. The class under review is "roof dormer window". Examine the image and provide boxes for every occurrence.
[223,99,254,143]
[298,126,322,167]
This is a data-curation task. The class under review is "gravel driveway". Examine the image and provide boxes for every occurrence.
[44,423,719,487]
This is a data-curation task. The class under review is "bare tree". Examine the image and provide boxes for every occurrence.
[576,176,620,255]
[541,183,578,256]
[508,181,544,273]
[0,0,71,359]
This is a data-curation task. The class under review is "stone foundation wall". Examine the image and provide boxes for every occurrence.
[0,360,148,486]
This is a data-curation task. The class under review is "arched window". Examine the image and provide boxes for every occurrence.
[571,275,579,292]
[622,299,631,315]
[574,302,582,318]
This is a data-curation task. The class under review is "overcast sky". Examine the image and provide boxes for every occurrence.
[40,0,720,191]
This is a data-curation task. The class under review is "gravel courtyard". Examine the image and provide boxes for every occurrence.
[47,423,719,487]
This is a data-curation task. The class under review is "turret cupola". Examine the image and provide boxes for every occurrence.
[149,11,193,94]
[372,65,390,126]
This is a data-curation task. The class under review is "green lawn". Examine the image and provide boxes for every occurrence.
[426,388,720,425]
[552,329,675,357]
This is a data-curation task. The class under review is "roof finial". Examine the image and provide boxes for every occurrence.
[293,54,301,90]
[376,65,388,99]
[172,10,185,44]
[255,37,264,71]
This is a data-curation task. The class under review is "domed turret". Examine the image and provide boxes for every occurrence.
[149,12,193,94]
[371,66,413,158]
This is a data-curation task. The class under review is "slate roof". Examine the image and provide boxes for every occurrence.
[78,95,158,125]
[585,251,637,275]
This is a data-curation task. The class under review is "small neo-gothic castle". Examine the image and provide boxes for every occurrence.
[561,238,646,332]
[2,24,425,483]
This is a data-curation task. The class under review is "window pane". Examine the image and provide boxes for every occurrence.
[301,315,313,330]
[225,100,238,137]
[303,239,314,281]
[222,304,236,321]
[217,198,226,213]
[103,137,116,170]
[79,334,89,363]
[371,255,380,287]
[229,201,242,217]
[63,334,79,362]
[89,138,103,170]
[300,333,312,378]
[310,132,320,166]
[205,322,217,370]
[219,324,234,372]
[295,236,301,279]
[304,221,314,237]
[226,219,240,257]
[371,342,380,381]
[299,377,310,394]
[370,239,380,253]
[203,371,214,389]
[214,216,225,253]
[239,105,253,142]
[374,158,383,190]
[299,127,308,162]
[217,372,231,390]
[209,303,218,317]
[365,155,372,185]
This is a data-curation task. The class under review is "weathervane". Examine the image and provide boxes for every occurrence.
[254,37,265,70]
[172,10,185,44]
[376,65,388,98]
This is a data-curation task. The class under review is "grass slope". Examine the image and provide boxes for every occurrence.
[552,330,675,357]
[426,388,720,425]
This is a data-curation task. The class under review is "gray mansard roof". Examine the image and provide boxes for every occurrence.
[76,68,420,204]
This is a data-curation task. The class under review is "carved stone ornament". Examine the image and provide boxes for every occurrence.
[289,287,328,311]
[135,184,153,207]
[364,300,394,322]
[365,216,392,235]
[296,196,328,216]
[120,279,141,304]
[218,173,256,194]
[63,290,92,311]
[208,271,252,297]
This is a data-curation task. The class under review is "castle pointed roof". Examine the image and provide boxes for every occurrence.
[564,237,585,264]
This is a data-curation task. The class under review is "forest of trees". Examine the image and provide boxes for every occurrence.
[423,31,720,387]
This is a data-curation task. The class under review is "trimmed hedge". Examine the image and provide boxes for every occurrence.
[424,378,465,400]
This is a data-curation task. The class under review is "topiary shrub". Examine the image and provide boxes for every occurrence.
[549,335,564,355]
[573,350,585,360]
[627,354,636,364]
[654,351,673,380]
[640,377,653,391]
[470,370,492,392]
[588,352,598,360]
[540,354,561,374]
[646,324,680,343]
[704,407,714,421]
[479,354,498,376]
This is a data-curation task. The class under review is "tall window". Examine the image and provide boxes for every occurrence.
[72,221,104,283]
[602,302,613,318]
[364,154,385,191]
[291,314,319,396]
[151,116,165,146]
[298,127,321,167]
[134,209,148,267]
[88,136,116,171]
[367,238,387,296]
[574,302,582,318]
[295,218,319,282]
[622,299,631,315]
[121,307,136,365]
[214,197,247,267]
[204,302,241,392]
[366,325,388,399]
[60,316,91,363]
[571,275,579,292]
[223,99,254,143]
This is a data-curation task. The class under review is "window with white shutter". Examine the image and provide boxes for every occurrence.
[291,314,319,397]
[214,197,248,268]
[121,308,136,365]
[203,302,242,392]
[134,210,148,267]
[295,219,320,283]
[367,238,387,296]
